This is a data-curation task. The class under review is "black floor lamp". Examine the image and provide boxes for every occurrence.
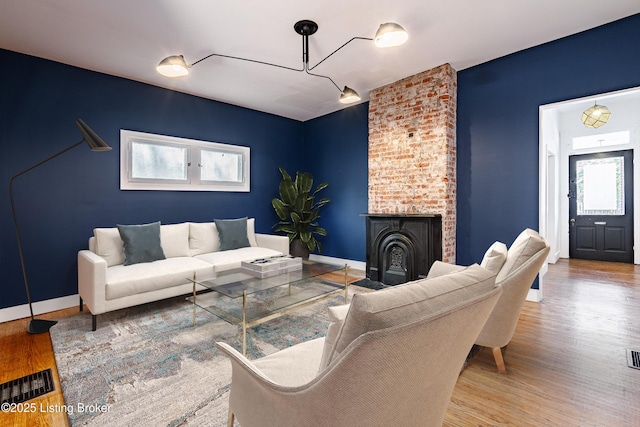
[9,119,112,334]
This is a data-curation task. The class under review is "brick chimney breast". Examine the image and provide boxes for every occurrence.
[368,64,457,262]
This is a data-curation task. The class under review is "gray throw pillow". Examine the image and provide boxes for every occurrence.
[117,222,166,266]
[214,217,250,251]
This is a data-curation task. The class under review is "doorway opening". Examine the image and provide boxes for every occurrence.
[569,150,633,263]
[539,86,640,298]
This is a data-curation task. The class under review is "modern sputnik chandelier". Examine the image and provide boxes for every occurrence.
[156,20,408,104]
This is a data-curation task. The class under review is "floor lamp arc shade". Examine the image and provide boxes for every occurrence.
[9,119,112,334]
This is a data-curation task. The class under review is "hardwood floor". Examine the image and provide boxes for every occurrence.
[1,260,639,426]
[0,307,75,427]
[445,259,640,426]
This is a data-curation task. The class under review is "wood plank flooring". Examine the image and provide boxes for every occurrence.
[444,259,640,426]
[1,259,639,426]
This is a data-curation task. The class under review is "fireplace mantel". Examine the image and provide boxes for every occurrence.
[363,214,443,285]
[362,213,442,218]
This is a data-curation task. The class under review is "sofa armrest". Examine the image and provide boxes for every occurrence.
[78,250,108,315]
[255,234,289,255]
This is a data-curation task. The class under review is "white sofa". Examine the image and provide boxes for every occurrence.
[78,219,288,330]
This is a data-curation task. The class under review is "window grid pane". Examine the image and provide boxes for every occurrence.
[131,141,188,181]
[576,156,624,216]
[200,149,243,183]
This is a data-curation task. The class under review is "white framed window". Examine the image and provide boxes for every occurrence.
[120,130,250,192]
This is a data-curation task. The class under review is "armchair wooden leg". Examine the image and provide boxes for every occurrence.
[227,407,235,427]
[492,346,507,373]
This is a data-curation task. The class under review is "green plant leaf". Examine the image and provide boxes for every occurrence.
[272,198,289,220]
[278,167,291,181]
[296,172,313,194]
[312,182,329,195]
[311,227,327,236]
[279,179,297,205]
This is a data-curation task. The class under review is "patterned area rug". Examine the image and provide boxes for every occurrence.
[50,286,355,427]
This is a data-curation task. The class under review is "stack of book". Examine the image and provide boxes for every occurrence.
[241,255,303,278]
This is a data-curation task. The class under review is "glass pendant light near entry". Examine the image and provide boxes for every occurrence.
[581,102,611,128]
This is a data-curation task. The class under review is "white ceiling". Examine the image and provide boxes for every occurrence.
[1,1,639,121]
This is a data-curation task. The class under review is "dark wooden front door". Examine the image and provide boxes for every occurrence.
[569,150,633,263]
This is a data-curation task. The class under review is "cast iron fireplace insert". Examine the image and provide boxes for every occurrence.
[363,214,442,286]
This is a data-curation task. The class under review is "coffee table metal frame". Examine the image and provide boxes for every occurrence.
[188,260,349,356]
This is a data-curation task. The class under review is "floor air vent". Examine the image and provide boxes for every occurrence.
[0,368,54,404]
[628,349,640,369]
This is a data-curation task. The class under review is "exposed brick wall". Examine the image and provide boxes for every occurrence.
[368,64,457,262]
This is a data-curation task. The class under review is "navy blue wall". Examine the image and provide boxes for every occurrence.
[457,14,640,269]
[0,49,303,309]
[302,102,369,261]
[3,13,639,311]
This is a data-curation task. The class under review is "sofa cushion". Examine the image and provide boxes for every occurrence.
[215,218,251,250]
[160,223,191,258]
[105,257,213,300]
[480,241,508,275]
[94,227,125,267]
[194,246,283,272]
[117,222,166,266]
[497,228,548,283]
[328,264,497,365]
[252,337,326,387]
[189,222,220,256]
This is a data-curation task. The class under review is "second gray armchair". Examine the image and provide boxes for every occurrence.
[428,228,550,373]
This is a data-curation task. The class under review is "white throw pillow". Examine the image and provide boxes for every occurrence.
[160,223,191,258]
[497,229,548,283]
[318,304,351,371]
[93,227,125,267]
[480,241,508,275]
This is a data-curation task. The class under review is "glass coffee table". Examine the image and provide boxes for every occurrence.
[187,259,349,356]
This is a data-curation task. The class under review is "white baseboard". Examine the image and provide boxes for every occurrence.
[526,288,542,302]
[0,294,79,324]
[308,254,366,272]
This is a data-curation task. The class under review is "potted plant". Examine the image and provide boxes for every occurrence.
[272,167,330,258]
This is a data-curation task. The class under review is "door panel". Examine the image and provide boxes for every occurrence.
[569,150,633,263]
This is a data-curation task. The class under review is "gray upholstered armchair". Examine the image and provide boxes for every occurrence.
[216,264,502,427]
[428,228,550,373]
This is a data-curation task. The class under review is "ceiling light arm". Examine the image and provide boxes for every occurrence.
[302,34,342,92]
[300,31,348,93]
[188,52,304,73]
[307,36,372,71]
[305,68,342,92]
[156,19,405,104]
